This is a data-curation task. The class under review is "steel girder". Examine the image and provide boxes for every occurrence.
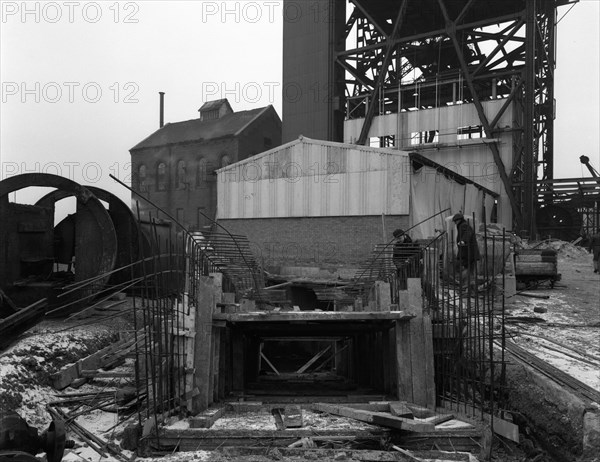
[338,0,564,233]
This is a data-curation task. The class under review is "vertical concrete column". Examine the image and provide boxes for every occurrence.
[191,275,216,414]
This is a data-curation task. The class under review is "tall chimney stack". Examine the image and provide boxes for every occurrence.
[159,92,165,128]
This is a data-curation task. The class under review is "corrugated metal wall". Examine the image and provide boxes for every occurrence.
[217,138,410,219]
[344,100,513,229]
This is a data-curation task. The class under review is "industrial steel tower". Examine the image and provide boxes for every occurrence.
[283,0,571,235]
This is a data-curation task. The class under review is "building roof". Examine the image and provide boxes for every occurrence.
[216,136,408,173]
[130,105,275,151]
[198,99,232,113]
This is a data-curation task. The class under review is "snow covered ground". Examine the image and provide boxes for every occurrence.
[1,240,598,461]
[506,247,600,391]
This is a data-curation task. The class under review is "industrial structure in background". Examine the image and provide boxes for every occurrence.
[282,0,598,240]
[2,1,600,460]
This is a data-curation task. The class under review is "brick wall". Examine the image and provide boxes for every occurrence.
[130,108,281,231]
[131,138,235,229]
[237,108,282,159]
[219,215,410,270]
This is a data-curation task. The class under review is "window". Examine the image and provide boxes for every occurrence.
[369,136,396,148]
[264,137,272,149]
[157,162,167,191]
[177,160,186,190]
[176,208,185,224]
[411,130,439,145]
[202,110,219,121]
[138,165,147,192]
[197,206,208,229]
[457,125,484,140]
[196,158,207,188]
[221,155,231,168]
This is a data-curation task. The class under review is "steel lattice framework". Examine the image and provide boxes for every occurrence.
[336,0,571,234]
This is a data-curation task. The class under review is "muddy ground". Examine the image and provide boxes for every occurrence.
[503,245,600,462]
[0,243,598,462]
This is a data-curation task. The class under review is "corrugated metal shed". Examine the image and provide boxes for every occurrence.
[217,137,410,219]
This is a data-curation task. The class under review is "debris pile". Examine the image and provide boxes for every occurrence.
[517,238,590,259]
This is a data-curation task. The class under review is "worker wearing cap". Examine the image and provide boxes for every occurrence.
[589,230,600,273]
[393,228,413,289]
[452,213,480,282]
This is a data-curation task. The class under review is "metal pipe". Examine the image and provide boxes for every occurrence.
[159,92,165,128]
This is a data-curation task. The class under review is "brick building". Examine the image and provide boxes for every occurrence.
[130,99,281,231]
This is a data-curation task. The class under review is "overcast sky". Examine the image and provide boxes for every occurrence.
[1,1,599,208]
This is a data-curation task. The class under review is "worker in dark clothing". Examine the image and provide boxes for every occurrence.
[393,228,413,289]
[452,213,480,283]
[589,230,600,273]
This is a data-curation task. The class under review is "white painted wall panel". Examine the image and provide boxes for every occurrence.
[342,100,514,229]
[217,138,410,219]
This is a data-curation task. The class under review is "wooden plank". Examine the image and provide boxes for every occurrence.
[219,328,228,399]
[52,335,131,389]
[283,406,303,428]
[490,417,519,442]
[344,403,391,412]
[425,414,455,426]
[388,327,397,393]
[260,351,280,375]
[391,445,423,461]
[374,281,391,311]
[80,370,133,378]
[189,406,226,429]
[407,278,435,409]
[437,399,515,440]
[314,343,349,372]
[231,331,245,391]
[389,402,414,418]
[207,328,216,405]
[213,311,414,322]
[272,408,285,430]
[250,395,386,404]
[422,313,436,409]
[0,298,47,332]
[408,310,426,406]
[180,298,196,410]
[159,428,386,439]
[382,329,391,394]
[296,345,331,373]
[515,255,556,262]
[517,292,550,299]
[0,287,18,314]
[311,403,434,432]
[404,403,436,419]
[226,402,263,412]
[515,263,557,275]
[371,333,380,388]
[212,327,221,403]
